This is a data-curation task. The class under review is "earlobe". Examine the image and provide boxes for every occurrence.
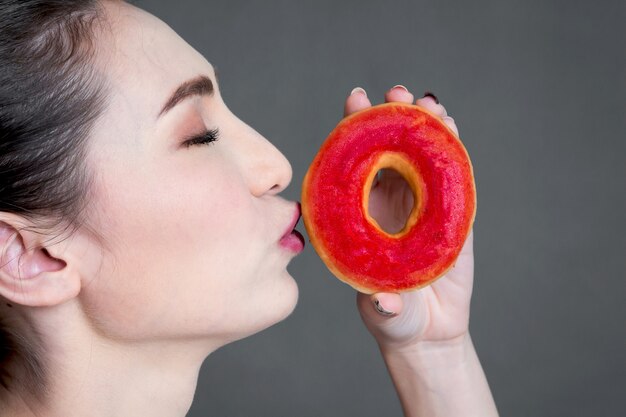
[0,219,78,307]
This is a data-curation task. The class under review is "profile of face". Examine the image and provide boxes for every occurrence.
[65,1,301,349]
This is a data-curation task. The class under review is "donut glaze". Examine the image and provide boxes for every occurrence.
[301,102,476,294]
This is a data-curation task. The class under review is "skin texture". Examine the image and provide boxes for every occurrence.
[0,2,298,416]
[0,2,498,416]
[351,87,499,416]
[348,86,472,347]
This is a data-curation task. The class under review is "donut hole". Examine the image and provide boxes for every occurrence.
[367,168,416,234]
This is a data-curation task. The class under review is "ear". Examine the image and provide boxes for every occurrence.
[0,216,80,307]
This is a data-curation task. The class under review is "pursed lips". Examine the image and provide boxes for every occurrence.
[280,202,302,240]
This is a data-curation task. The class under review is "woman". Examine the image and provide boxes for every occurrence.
[0,1,499,416]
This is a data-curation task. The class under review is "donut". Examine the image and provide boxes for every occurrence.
[301,102,476,294]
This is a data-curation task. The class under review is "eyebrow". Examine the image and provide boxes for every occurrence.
[158,72,217,118]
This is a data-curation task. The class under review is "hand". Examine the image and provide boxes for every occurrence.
[344,86,474,352]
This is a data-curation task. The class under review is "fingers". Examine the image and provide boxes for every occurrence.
[357,291,403,320]
[384,84,414,104]
[415,92,459,136]
[344,86,459,137]
[344,84,414,117]
[415,91,446,115]
[372,292,403,316]
[344,87,372,117]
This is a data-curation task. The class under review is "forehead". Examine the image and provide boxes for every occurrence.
[96,2,216,120]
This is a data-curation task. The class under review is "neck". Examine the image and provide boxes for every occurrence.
[1,302,219,417]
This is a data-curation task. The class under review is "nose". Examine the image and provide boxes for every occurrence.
[236,123,293,197]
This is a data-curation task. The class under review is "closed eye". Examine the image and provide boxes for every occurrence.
[183,128,220,148]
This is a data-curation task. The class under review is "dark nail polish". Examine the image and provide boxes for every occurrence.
[423,91,439,104]
[373,299,395,316]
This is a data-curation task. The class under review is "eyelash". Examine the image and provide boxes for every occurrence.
[183,128,220,148]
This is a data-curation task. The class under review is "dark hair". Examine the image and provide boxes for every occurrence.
[0,0,111,401]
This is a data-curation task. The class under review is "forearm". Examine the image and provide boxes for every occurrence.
[380,332,499,417]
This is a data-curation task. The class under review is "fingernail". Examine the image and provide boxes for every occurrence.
[391,84,408,92]
[423,91,439,104]
[373,298,395,316]
[350,87,367,97]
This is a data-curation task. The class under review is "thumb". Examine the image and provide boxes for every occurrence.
[356,290,428,347]
[356,292,403,323]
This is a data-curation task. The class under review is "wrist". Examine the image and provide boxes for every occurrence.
[379,332,473,374]
[379,332,500,417]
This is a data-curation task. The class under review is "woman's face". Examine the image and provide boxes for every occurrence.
[77,2,301,347]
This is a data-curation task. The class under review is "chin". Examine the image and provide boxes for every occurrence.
[220,273,300,346]
[259,270,299,327]
[277,272,299,318]
[257,271,300,331]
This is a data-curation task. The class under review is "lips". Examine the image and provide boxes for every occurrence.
[281,202,302,239]
[279,202,305,252]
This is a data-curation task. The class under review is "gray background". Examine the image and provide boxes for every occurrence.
[136,1,625,416]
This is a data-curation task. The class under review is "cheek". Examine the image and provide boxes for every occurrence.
[83,153,263,339]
